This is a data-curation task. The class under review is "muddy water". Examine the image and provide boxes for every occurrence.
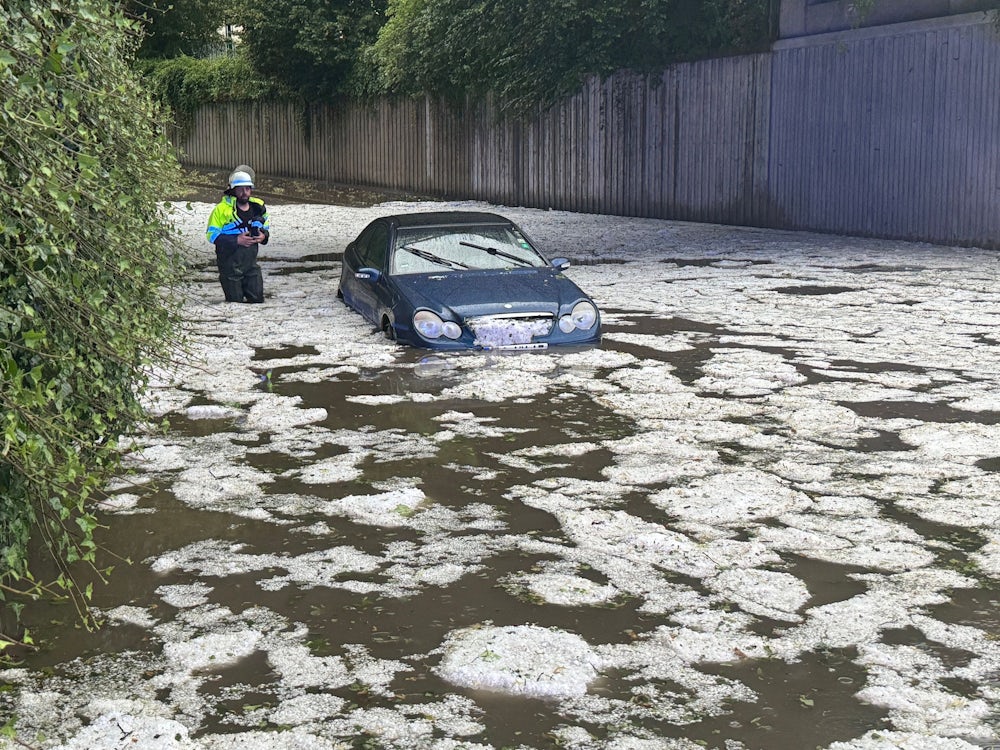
[10,332,996,749]
[5,204,1000,750]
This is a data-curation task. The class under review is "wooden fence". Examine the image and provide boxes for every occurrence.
[176,11,1000,248]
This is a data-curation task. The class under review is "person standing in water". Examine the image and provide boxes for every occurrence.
[206,166,270,303]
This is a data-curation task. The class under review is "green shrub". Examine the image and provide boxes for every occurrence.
[0,0,184,634]
[372,0,779,114]
[139,53,282,134]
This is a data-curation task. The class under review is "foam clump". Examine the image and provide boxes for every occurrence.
[651,468,812,526]
[197,728,337,749]
[825,729,982,749]
[184,404,241,420]
[156,583,213,609]
[329,486,425,527]
[96,493,140,512]
[52,712,194,750]
[707,568,809,622]
[162,629,261,672]
[512,571,619,607]
[436,624,601,699]
[296,452,364,484]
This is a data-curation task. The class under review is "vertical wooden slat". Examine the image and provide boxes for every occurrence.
[177,14,997,247]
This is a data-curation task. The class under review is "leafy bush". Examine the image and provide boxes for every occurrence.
[134,0,777,117]
[241,0,387,101]
[372,0,778,113]
[0,0,184,635]
[140,52,281,134]
[126,0,224,59]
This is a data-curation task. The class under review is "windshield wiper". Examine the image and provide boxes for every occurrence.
[460,241,534,267]
[400,244,469,270]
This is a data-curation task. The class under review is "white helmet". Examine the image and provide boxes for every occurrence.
[228,170,254,189]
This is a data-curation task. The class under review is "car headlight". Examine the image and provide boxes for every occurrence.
[571,301,598,330]
[414,310,461,340]
[559,301,598,333]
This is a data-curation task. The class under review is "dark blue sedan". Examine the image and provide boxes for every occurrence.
[337,212,601,350]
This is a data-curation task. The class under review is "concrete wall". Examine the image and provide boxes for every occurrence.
[780,0,995,38]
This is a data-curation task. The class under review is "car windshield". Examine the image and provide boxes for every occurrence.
[391,226,547,275]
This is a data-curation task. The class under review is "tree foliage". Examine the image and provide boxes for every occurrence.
[139,52,280,134]
[134,0,777,113]
[127,0,227,59]
[0,0,184,635]
[241,0,388,100]
[372,0,777,111]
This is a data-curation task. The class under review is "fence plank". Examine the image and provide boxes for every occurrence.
[175,13,999,248]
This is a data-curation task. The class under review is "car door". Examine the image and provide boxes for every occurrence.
[349,220,389,322]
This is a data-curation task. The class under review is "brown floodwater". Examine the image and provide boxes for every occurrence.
[11,323,1000,750]
[5,208,1000,748]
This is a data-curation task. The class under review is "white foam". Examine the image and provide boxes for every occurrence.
[156,583,213,608]
[7,199,1000,750]
[511,571,619,607]
[52,712,195,750]
[436,624,601,699]
[706,568,809,622]
[101,606,158,629]
[162,629,261,672]
[320,486,425,527]
[651,469,813,527]
[96,493,140,512]
[295,451,364,484]
[185,404,242,420]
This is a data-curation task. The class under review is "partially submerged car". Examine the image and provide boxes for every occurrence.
[337,211,601,350]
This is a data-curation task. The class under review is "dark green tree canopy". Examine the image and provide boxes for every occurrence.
[372,0,777,110]
[128,0,227,59]
[138,0,777,113]
[241,0,387,100]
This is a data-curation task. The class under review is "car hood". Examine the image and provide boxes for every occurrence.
[392,268,583,317]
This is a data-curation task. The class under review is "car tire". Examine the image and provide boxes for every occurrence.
[381,316,395,341]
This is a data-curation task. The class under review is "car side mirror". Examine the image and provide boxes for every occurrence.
[355,267,381,283]
[550,257,571,270]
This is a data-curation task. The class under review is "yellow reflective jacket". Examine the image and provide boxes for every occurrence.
[206,195,270,245]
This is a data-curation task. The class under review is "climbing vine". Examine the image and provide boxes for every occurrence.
[0,0,184,644]
[139,52,280,136]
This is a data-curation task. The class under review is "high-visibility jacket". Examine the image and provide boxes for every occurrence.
[206,195,270,245]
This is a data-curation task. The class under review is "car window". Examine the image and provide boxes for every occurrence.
[391,226,547,275]
[359,222,389,269]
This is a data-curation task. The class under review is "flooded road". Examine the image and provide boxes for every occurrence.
[2,196,1000,750]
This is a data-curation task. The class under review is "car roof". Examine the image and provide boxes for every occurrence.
[384,211,513,229]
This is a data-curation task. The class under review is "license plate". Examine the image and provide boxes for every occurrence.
[492,342,548,351]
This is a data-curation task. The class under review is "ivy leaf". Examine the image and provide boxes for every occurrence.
[2,0,184,632]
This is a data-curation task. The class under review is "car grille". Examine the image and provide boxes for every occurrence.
[467,313,553,347]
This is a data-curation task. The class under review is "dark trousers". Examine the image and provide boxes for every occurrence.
[216,244,264,303]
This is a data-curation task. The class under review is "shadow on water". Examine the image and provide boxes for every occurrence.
[772,285,858,295]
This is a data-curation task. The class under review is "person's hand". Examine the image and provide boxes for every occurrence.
[236,231,260,246]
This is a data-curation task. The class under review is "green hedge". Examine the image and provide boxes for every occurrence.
[1,0,184,637]
[139,53,283,133]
